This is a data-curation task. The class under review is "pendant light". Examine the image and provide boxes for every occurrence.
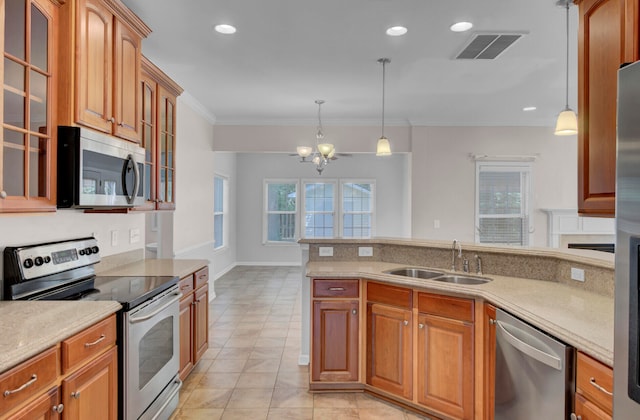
[554,0,578,136]
[376,58,392,156]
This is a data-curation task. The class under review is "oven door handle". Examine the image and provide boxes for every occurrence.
[129,292,183,324]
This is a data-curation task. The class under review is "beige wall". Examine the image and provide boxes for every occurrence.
[410,126,578,247]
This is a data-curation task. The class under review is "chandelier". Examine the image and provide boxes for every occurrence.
[296,100,335,174]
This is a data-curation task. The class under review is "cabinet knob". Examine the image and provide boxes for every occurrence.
[570,414,581,420]
[418,323,424,329]
[0,190,6,199]
[71,391,80,399]
[403,320,409,326]
[108,117,115,123]
[118,122,125,127]
[52,404,64,414]
[489,319,497,325]
[351,309,357,315]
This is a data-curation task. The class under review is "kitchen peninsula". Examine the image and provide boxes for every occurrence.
[299,238,614,419]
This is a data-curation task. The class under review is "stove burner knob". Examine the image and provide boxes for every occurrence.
[44,256,51,264]
[79,249,85,256]
[84,247,92,255]
[34,256,44,266]
[23,258,34,269]
[91,246,99,254]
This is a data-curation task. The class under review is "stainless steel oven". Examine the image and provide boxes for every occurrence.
[124,285,182,420]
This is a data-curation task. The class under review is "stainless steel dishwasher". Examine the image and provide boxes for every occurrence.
[494,309,574,419]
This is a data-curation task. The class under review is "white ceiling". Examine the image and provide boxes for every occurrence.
[121,0,577,127]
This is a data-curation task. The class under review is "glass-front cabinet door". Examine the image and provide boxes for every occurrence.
[158,86,176,210]
[138,70,157,210]
[1,0,58,212]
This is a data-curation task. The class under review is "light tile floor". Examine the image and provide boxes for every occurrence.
[171,266,432,420]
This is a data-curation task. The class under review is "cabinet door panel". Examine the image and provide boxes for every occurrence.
[6,386,60,420]
[113,19,140,142]
[417,313,474,420]
[577,0,640,215]
[367,303,412,399]
[62,347,117,420]
[575,393,612,420]
[76,0,112,133]
[312,300,359,382]
[179,294,194,381]
[193,285,209,362]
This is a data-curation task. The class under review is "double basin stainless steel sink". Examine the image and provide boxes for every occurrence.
[383,267,491,285]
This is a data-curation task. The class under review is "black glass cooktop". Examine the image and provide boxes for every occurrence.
[86,275,179,310]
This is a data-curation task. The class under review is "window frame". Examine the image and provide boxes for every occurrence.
[475,161,533,246]
[301,179,338,239]
[214,174,229,251]
[340,179,375,238]
[263,179,300,245]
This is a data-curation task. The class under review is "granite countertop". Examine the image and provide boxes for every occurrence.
[98,258,209,279]
[0,300,121,373]
[306,261,614,366]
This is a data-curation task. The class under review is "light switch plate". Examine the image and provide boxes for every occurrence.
[111,230,118,247]
[571,267,585,282]
[319,246,334,257]
[129,228,141,244]
[358,246,373,257]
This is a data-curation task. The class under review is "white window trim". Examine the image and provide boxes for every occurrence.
[474,161,533,246]
[302,179,338,239]
[263,179,300,245]
[214,174,229,251]
[340,179,376,238]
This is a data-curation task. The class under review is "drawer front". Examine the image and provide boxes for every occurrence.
[178,275,194,297]
[575,392,612,420]
[313,279,359,298]
[0,347,59,416]
[417,292,474,322]
[61,314,117,373]
[577,352,613,415]
[366,282,412,309]
[194,266,209,289]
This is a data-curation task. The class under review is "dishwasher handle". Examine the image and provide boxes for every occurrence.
[496,320,562,370]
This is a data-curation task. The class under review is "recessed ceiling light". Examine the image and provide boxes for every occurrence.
[523,106,537,111]
[386,26,408,36]
[214,24,236,35]
[450,22,473,32]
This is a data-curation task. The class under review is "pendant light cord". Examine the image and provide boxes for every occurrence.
[379,58,389,138]
[564,1,570,109]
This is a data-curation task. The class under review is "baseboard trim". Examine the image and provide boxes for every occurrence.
[298,354,309,366]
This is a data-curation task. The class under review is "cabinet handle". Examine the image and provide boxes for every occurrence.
[71,391,80,399]
[328,287,345,291]
[118,122,125,127]
[570,413,581,420]
[107,117,115,123]
[403,320,409,326]
[3,374,37,397]
[352,309,357,315]
[418,323,424,329]
[589,377,613,396]
[84,334,106,348]
[52,404,64,414]
[0,190,6,199]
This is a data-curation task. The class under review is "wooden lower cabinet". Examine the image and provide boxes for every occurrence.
[6,387,62,420]
[417,313,474,419]
[366,302,413,400]
[574,393,613,420]
[573,351,614,420]
[178,266,209,381]
[484,304,497,420]
[61,346,118,420]
[312,300,359,382]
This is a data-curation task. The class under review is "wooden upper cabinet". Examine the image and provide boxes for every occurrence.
[139,56,182,210]
[59,0,150,143]
[0,0,59,212]
[576,0,640,216]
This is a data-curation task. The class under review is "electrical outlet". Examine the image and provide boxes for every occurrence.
[129,228,141,244]
[571,267,585,282]
[359,246,373,257]
[319,246,334,257]
[434,219,441,229]
[111,230,118,247]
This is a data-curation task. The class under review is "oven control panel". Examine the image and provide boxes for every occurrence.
[9,237,100,280]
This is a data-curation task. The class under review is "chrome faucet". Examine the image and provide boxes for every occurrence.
[451,240,462,271]
[475,254,483,275]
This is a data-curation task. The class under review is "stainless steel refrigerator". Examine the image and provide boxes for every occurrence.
[614,60,640,417]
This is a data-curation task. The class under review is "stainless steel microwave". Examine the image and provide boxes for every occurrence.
[57,126,145,208]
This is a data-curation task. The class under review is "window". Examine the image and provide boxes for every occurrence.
[475,162,532,245]
[214,175,228,249]
[303,181,336,238]
[264,180,298,243]
[341,181,374,238]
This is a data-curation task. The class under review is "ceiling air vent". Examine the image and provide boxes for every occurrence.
[456,33,524,60]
